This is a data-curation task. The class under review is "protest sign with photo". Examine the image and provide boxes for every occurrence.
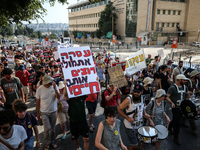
[58,46,100,98]
[112,62,126,71]
[126,49,146,75]
[108,65,127,88]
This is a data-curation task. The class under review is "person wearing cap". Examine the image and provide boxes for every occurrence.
[104,80,120,107]
[142,77,154,105]
[14,50,24,60]
[172,61,183,83]
[14,59,22,73]
[104,55,109,63]
[146,54,152,66]
[57,81,69,140]
[142,63,154,78]
[1,68,25,109]
[153,55,161,72]
[15,64,30,103]
[118,84,150,150]
[166,74,191,145]
[36,75,60,149]
[120,75,133,102]
[146,89,170,150]
[32,59,41,72]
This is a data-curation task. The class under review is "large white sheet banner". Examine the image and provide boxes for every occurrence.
[126,49,146,75]
[58,46,100,98]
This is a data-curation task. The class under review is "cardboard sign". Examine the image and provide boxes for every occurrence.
[108,65,127,88]
[58,46,100,98]
[112,62,126,71]
[126,49,146,75]
[157,49,164,57]
[53,51,59,60]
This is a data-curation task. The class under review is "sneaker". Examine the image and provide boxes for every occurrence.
[168,128,174,135]
[77,147,82,150]
[61,133,66,140]
[174,137,181,145]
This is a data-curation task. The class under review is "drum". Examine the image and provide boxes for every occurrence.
[155,125,168,140]
[193,99,200,118]
[180,100,197,119]
[137,126,158,144]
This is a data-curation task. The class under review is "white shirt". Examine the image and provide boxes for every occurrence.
[172,66,183,82]
[0,125,27,150]
[36,85,58,113]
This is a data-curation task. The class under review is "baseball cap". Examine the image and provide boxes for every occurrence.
[133,84,143,93]
[167,60,173,64]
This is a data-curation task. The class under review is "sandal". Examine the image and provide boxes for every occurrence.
[92,124,95,129]
[44,144,49,150]
[50,143,57,149]
[89,126,94,133]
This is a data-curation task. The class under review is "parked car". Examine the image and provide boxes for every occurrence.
[163,40,173,46]
[191,41,200,47]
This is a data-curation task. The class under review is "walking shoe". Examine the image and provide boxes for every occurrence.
[61,133,66,140]
[77,147,82,150]
[174,137,181,145]
[168,128,174,135]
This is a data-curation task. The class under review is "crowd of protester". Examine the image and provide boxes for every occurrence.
[0,44,200,150]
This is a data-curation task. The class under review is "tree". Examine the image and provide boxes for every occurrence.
[83,32,88,39]
[49,33,58,39]
[72,31,78,39]
[36,31,42,38]
[91,32,95,38]
[64,30,69,37]
[0,0,68,27]
[0,25,13,36]
[97,1,117,37]
[30,32,38,38]
[95,29,102,39]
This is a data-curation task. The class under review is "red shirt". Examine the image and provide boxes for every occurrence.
[86,93,97,102]
[104,89,120,107]
[15,70,30,86]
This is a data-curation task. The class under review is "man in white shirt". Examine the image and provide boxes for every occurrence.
[0,109,27,150]
[36,75,60,150]
[173,61,183,83]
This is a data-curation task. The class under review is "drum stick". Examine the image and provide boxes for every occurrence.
[133,111,139,120]
[150,116,155,118]
[167,124,169,130]
[156,129,163,135]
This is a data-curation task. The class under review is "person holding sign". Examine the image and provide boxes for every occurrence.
[117,85,150,150]
[95,106,127,150]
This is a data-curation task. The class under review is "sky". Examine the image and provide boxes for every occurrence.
[31,0,76,24]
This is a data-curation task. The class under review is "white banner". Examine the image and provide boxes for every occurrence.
[58,46,100,98]
[157,49,164,57]
[26,46,33,51]
[53,51,59,60]
[126,49,146,75]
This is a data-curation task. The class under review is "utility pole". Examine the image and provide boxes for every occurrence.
[197,30,200,42]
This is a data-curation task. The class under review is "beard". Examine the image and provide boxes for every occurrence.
[132,93,141,103]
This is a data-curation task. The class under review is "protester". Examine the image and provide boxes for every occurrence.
[145,54,152,66]
[159,65,170,93]
[95,106,127,150]
[96,62,105,89]
[167,60,173,78]
[12,99,40,150]
[57,81,69,140]
[120,75,132,102]
[63,82,89,150]
[96,54,103,66]
[146,89,170,150]
[1,68,25,109]
[142,77,154,105]
[172,61,183,83]
[36,75,60,149]
[32,59,41,72]
[153,56,161,72]
[15,64,30,103]
[0,109,27,150]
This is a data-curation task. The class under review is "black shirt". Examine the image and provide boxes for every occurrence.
[121,81,132,95]
[14,54,24,60]
[143,87,153,105]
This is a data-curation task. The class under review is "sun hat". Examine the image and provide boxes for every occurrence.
[58,81,65,90]
[18,64,25,71]
[176,74,188,80]
[42,74,54,85]
[17,60,22,64]
[26,63,32,68]
[143,77,154,86]
[155,89,167,98]
[190,70,200,78]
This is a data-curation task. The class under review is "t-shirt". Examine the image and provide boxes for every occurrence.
[96,67,104,81]
[1,77,23,105]
[121,81,132,95]
[85,93,97,102]
[14,54,24,60]
[15,70,30,86]
[32,64,41,72]
[146,58,153,66]
[36,85,59,113]
[15,113,38,142]
[167,85,188,107]
[67,96,87,122]
[104,89,120,107]
[173,67,183,82]
[142,87,153,105]
[0,125,27,150]
[56,77,64,85]
[96,59,103,66]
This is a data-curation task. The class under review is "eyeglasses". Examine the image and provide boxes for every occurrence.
[0,126,11,131]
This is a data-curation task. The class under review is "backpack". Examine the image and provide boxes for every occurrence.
[101,89,110,108]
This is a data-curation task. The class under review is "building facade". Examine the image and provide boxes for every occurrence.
[68,0,200,43]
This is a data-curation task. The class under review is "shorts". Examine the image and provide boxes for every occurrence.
[70,119,89,140]
[23,86,29,95]
[124,125,138,146]
[57,111,68,124]
[86,101,97,115]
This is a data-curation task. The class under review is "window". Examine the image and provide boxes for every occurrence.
[156,22,159,28]
[81,6,83,10]
[163,10,165,14]
[157,9,160,14]
[88,4,91,8]
[162,23,165,27]
[84,5,87,9]
[106,0,110,4]
[167,23,170,27]
[178,11,181,15]
[172,23,175,27]
[96,2,100,6]
[173,10,176,15]
[92,3,95,7]
[101,0,105,5]
[168,10,171,15]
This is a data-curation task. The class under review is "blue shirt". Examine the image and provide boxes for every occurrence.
[96,67,104,80]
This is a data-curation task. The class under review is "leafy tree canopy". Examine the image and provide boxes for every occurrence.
[64,30,69,37]
[0,0,68,27]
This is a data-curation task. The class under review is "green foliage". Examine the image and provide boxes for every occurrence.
[64,30,69,37]
[95,29,102,39]
[89,0,100,2]
[83,32,88,39]
[49,33,58,39]
[97,1,117,38]
[0,25,13,36]
[72,31,78,39]
[36,31,42,38]
[91,32,95,38]
[30,32,38,38]
[0,0,68,27]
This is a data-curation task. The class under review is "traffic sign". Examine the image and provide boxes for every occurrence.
[171,40,177,48]
[173,40,177,44]
[173,37,178,41]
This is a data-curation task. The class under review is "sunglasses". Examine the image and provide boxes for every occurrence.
[0,126,11,131]
[133,91,140,93]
